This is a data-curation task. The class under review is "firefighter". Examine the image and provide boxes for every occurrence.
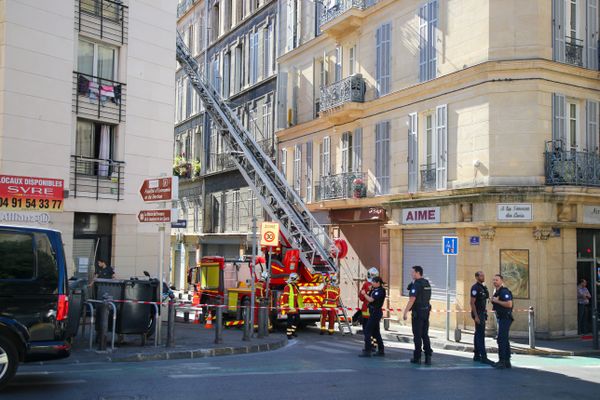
[359,267,379,352]
[281,272,303,339]
[321,275,340,335]
[254,271,269,329]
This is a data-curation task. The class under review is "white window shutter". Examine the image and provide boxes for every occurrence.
[408,113,418,193]
[286,0,294,52]
[435,104,447,190]
[294,144,302,193]
[382,23,391,94]
[587,0,599,70]
[341,132,350,173]
[428,0,438,80]
[553,0,566,62]
[376,25,382,96]
[383,122,390,194]
[306,141,313,202]
[553,93,567,148]
[323,136,331,176]
[281,148,288,179]
[586,100,599,152]
[353,127,363,172]
[419,4,427,81]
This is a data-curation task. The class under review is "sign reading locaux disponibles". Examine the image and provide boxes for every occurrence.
[0,175,64,212]
[497,203,532,221]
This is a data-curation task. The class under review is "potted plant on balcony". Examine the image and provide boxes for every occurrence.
[352,177,366,198]
[173,156,191,178]
[192,158,201,180]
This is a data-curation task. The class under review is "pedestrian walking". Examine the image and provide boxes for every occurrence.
[281,272,303,339]
[577,278,592,335]
[320,275,340,335]
[359,267,379,351]
[470,271,492,364]
[491,274,513,369]
[403,265,432,365]
[358,276,385,357]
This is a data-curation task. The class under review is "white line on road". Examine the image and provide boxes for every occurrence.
[304,345,346,354]
[17,368,123,376]
[10,379,87,386]
[316,341,361,351]
[168,368,356,379]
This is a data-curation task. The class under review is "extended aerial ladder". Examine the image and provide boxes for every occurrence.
[175,34,353,334]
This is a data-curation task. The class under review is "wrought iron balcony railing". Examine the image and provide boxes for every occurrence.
[314,172,367,201]
[177,0,196,18]
[319,0,379,27]
[70,155,125,201]
[73,71,127,124]
[420,163,436,191]
[565,36,584,67]
[319,74,366,113]
[209,139,274,174]
[544,141,600,187]
[77,0,128,46]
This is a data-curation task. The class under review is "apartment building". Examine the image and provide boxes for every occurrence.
[0,0,175,279]
[276,0,600,338]
[172,0,277,288]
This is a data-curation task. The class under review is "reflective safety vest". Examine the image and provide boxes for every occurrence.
[359,281,372,317]
[281,283,303,312]
[323,285,340,308]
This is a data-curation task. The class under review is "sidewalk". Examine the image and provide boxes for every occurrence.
[39,322,287,365]
[379,322,600,357]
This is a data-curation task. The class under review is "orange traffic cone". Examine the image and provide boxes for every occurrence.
[205,311,214,329]
[193,310,200,324]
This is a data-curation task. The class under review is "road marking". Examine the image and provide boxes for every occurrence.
[305,345,346,354]
[10,379,87,386]
[168,368,356,379]
[316,341,360,351]
[17,368,122,376]
[413,366,489,371]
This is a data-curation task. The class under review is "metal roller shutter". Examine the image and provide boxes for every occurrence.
[403,229,456,301]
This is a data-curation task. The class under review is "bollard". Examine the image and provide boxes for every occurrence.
[260,299,269,337]
[528,306,536,349]
[97,301,109,351]
[242,305,251,341]
[214,306,223,344]
[257,300,265,338]
[166,301,176,348]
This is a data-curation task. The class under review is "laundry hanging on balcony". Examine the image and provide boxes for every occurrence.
[77,74,122,105]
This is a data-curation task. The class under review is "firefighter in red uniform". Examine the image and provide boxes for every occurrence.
[253,271,269,329]
[281,272,303,339]
[359,267,379,351]
[321,275,341,335]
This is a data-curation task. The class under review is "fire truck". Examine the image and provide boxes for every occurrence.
[175,33,352,331]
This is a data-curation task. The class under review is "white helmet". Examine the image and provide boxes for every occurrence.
[260,271,270,281]
[287,272,299,283]
[330,275,339,286]
[367,267,379,283]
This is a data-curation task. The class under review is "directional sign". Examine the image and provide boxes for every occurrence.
[171,219,187,229]
[260,222,279,247]
[138,209,175,223]
[442,236,459,255]
[139,177,179,202]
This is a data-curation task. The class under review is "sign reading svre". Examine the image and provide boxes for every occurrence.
[401,207,440,224]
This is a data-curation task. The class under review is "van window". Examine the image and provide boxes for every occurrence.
[0,232,35,279]
[35,233,59,293]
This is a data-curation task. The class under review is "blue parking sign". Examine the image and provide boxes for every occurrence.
[443,236,459,255]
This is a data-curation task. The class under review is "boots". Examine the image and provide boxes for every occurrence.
[424,354,432,365]
[409,357,421,364]
[494,359,511,369]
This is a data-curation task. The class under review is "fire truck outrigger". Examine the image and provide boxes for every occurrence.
[175,33,352,332]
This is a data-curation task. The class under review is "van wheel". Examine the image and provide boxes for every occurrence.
[0,336,19,390]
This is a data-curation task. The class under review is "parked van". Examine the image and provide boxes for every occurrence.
[0,225,71,390]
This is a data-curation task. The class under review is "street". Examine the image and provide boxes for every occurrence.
[4,327,600,400]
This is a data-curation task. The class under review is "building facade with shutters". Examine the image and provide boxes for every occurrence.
[276,0,600,338]
[172,0,277,288]
[0,0,176,280]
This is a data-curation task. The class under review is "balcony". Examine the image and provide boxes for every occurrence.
[319,0,380,38]
[70,155,125,201]
[177,0,197,18]
[319,74,365,123]
[315,172,368,201]
[420,163,436,191]
[73,72,126,124]
[544,141,600,187]
[565,36,584,67]
[76,0,128,46]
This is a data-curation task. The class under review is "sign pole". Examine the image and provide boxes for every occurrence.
[250,216,257,335]
[446,254,450,342]
[157,222,165,343]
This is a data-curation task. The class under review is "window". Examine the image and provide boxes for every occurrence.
[419,0,438,82]
[223,52,231,97]
[80,0,120,21]
[281,148,288,179]
[264,22,274,77]
[408,113,418,193]
[353,128,363,173]
[568,102,579,150]
[294,144,302,193]
[426,114,434,165]
[341,132,352,173]
[176,77,184,122]
[76,120,115,176]
[185,77,192,118]
[349,45,356,75]
[262,97,273,141]
[35,233,59,293]
[286,0,299,51]
[375,121,390,195]
[250,31,259,85]
[78,40,117,81]
[234,44,243,93]
[306,141,313,202]
[188,24,195,53]
[212,56,221,94]
[435,104,448,190]
[0,232,35,280]
[376,23,391,96]
[335,46,343,82]
[321,136,331,176]
[249,105,258,139]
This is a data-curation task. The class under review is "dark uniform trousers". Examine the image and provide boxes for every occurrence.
[474,312,487,358]
[364,308,384,353]
[497,316,512,361]
[411,309,432,359]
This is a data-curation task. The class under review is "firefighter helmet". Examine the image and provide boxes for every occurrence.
[260,271,270,281]
[287,272,299,283]
[367,267,379,283]
[330,275,339,286]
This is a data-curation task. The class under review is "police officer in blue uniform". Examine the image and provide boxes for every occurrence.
[470,271,491,364]
[358,276,386,357]
[403,266,432,365]
[491,274,513,369]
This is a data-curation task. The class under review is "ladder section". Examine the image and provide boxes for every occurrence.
[175,35,337,275]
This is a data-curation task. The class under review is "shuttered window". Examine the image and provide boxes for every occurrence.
[353,128,363,173]
[280,148,288,179]
[293,144,302,194]
[435,104,447,190]
[341,132,351,173]
[553,93,567,148]
[419,0,438,82]
[586,100,599,152]
[408,113,418,193]
[376,23,391,96]
[588,0,599,70]
[306,141,313,202]
[321,136,331,176]
[375,121,391,195]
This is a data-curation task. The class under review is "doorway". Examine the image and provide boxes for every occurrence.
[73,213,113,281]
[576,229,599,347]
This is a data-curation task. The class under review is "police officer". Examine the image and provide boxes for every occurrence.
[491,274,513,369]
[403,265,432,365]
[358,276,385,357]
[470,271,491,364]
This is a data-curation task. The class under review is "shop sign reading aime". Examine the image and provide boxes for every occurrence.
[402,207,440,224]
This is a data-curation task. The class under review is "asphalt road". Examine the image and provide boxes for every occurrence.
[3,327,600,400]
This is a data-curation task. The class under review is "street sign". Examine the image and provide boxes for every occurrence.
[171,219,187,229]
[139,177,179,202]
[443,236,459,255]
[138,209,175,223]
[260,222,279,247]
